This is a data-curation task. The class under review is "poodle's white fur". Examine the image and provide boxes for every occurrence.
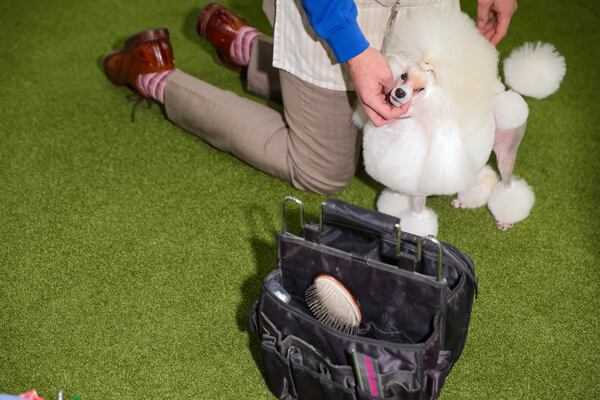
[451,165,498,209]
[492,89,529,130]
[376,190,438,237]
[360,9,565,236]
[487,178,535,230]
[504,42,566,99]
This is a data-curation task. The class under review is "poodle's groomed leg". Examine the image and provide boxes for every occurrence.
[376,189,410,217]
[452,165,499,209]
[487,122,534,230]
[487,177,535,230]
[396,195,439,237]
[487,90,535,230]
[377,191,437,236]
[493,123,527,186]
[412,196,426,213]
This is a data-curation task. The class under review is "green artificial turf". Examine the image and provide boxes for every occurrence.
[1,0,599,398]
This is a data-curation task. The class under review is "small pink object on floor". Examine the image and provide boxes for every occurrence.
[19,391,45,400]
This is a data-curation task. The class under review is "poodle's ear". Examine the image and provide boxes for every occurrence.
[387,54,409,80]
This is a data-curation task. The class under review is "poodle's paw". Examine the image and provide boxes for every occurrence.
[398,208,439,237]
[496,221,514,231]
[487,177,535,225]
[451,198,464,208]
[377,189,411,217]
[453,165,499,209]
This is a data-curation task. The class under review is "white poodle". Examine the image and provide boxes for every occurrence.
[356,10,566,236]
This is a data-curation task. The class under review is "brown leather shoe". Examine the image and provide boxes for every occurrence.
[103,28,175,97]
[196,3,249,70]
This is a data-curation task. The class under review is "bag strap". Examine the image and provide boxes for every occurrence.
[320,199,400,237]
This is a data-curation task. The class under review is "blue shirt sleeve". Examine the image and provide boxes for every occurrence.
[300,0,370,63]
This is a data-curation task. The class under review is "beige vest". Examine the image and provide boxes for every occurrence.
[273,0,460,91]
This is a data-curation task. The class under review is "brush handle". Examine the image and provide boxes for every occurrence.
[321,199,400,237]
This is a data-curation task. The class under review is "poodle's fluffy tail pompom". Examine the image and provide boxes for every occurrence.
[504,42,566,99]
[487,177,535,225]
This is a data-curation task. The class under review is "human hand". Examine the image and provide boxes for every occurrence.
[347,48,410,127]
[477,0,518,45]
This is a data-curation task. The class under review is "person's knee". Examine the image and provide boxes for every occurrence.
[291,162,356,194]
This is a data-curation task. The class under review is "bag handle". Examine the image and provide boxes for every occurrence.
[320,200,446,282]
[282,197,447,280]
[281,196,305,234]
[320,199,399,235]
[281,197,404,259]
[417,236,445,282]
[320,199,402,256]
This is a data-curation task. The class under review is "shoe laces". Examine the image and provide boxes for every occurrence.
[127,93,153,123]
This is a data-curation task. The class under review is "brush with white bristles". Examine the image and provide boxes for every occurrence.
[305,274,362,335]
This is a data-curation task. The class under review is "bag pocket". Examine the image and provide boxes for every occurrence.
[259,309,359,400]
[278,235,446,344]
[284,334,357,400]
[262,269,442,370]
[260,334,296,399]
[355,369,421,400]
[424,350,453,399]
[359,322,416,344]
[291,359,357,400]
[259,270,443,397]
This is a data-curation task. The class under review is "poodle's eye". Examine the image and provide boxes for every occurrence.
[400,73,408,81]
[416,87,425,92]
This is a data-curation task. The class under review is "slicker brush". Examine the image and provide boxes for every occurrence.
[305,274,362,335]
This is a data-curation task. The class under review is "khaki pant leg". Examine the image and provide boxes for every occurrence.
[164,69,360,194]
[280,71,360,193]
[246,35,281,102]
[164,69,291,181]
[262,0,275,27]
[237,0,280,102]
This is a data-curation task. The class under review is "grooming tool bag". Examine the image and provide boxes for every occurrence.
[249,198,478,400]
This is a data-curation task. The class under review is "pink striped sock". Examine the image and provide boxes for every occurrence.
[136,69,174,103]
[229,26,261,66]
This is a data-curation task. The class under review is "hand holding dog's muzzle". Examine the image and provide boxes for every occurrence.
[389,85,413,107]
[347,48,410,126]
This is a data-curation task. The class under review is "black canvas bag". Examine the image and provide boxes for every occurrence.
[249,198,477,400]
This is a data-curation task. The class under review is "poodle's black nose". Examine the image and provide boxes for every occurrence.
[394,88,406,98]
